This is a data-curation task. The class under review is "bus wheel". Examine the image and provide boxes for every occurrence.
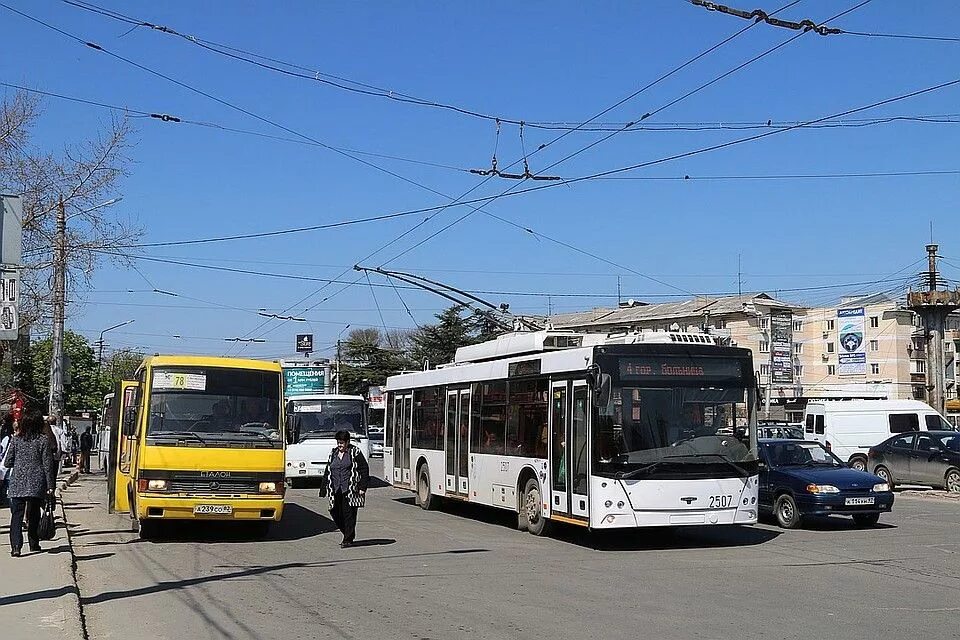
[417,465,437,510]
[523,478,549,537]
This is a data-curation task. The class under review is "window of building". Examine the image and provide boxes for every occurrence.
[472,381,506,455]
[826,342,835,353]
[505,378,548,458]
[794,343,802,354]
[870,316,879,328]
[759,364,770,376]
[759,341,770,353]
[870,339,879,351]
[827,365,836,376]
[759,317,769,329]
[912,338,925,352]
[912,360,926,374]
[793,320,803,331]
[871,363,880,375]
[714,319,727,330]
[826,319,835,331]
[412,387,444,450]
[794,365,804,378]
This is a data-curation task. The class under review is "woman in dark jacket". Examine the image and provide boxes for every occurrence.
[322,430,369,548]
[3,411,56,556]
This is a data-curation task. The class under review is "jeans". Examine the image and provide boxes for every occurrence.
[9,497,42,551]
[80,451,91,473]
[330,490,357,544]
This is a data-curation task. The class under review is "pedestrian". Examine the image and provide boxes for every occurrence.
[322,430,369,548]
[79,428,93,474]
[44,416,63,478]
[0,414,14,505]
[3,410,57,557]
[67,420,79,468]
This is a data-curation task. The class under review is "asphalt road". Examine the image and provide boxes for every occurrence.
[61,461,960,640]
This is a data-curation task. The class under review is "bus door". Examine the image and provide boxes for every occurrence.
[570,381,590,518]
[445,388,471,496]
[549,381,569,515]
[393,392,413,486]
[113,381,139,515]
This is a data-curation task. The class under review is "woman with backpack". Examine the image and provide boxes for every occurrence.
[3,411,57,557]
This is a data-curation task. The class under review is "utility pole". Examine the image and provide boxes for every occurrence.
[335,323,350,394]
[907,244,960,414]
[48,198,66,424]
[97,319,134,392]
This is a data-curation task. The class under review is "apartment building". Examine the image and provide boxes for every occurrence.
[548,292,960,423]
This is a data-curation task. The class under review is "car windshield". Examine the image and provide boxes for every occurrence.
[293,399,365,436]
[939,434,960,451]
[763,441,842,467]
[147,367,280,442]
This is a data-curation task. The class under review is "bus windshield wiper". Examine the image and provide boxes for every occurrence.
[234,429,277,442]
[151,430,207,444]
[694,453,751,477]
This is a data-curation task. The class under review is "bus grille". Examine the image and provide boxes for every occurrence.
[168,479,260,495]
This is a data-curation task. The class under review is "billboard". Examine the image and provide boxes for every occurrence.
[769,310,794,385]
[283,367,325,395]
[0,196,23,342]
[838,307,866,375]
[296,334,314,353]
[368,385,385,410]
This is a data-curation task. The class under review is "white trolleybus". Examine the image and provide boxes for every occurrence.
[284,394,369,486]
[383,330,759,534]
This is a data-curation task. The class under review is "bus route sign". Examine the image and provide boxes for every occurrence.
[283,367,325,395]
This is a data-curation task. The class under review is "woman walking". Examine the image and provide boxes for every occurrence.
[322,430,369,548]
[3,411,56,557]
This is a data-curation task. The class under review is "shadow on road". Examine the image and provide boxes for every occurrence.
[138,503,338,544]
[788,515,898,532]
[349,538,396,547]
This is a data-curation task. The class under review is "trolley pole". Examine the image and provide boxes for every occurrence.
[48,198,66,424]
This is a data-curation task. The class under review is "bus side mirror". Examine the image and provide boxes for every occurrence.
[285,413,300,445]
[593,373,612,412]
[121,407,137,437]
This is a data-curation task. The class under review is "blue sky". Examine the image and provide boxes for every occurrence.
[2,0,958,360]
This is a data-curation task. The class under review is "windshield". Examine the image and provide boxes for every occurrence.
[293,399,365,437]
[762,441,842,467]
[594,384,757,478]
[147,367,281,442]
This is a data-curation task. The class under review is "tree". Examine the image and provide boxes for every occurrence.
[30,331,102,413]
[409,305,493,369]
[337,328,411,395]
[100,349,146,395]
[1,90,140,330]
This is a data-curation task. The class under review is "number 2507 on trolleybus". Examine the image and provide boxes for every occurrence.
[383,330,759,535]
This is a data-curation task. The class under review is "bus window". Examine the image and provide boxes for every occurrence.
[505,379,548,458]
[476,381,506,455]
[552,386,567,493]
[413,387,443,450]
[571,387,589,496]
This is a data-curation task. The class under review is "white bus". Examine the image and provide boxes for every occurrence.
[284,394,369,486]
[384,330,759,535]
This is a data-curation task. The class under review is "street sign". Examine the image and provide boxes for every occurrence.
[769,310,794,385]
[296,334,314,353]
[368,385,385,410]
[0,196,23,342]
[283,367,325,395]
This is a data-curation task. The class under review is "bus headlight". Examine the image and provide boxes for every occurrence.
[259,482,279,494]
[139,479,167,491]
[872,483,890,492]
[806,484,840,494]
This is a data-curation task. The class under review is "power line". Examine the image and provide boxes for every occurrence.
[839,30,960,44]
[596,169,960,181]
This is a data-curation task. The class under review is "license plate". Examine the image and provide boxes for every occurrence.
[193,504,232,515]
[844,497,875,506]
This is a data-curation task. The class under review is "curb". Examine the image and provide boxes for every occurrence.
[58,469,81,495]
[56,474,90,640]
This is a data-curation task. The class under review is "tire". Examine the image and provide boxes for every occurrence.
[523,478,549,537]
[849,456,867,472]
[774,494,802,529]
[853,513,880,527]
[416,465,437,510]
[946,469,960,494]
[874,466,894,490]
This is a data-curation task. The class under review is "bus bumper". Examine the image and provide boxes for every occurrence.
[135,495,285,522]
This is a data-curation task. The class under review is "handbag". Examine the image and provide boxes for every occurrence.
[318,475,328,498]
[38,495,56,541]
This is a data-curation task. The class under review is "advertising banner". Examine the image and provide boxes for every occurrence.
[769,310,794,385]
[838,307,867,375]
[295,334,314,353]
[368,385,385,410]
[283,367,325,395]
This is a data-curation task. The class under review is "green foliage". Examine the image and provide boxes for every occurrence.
[337,328,412,396]
[409,305,491,369]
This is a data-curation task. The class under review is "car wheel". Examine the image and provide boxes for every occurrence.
[946,469,960,494]
[874,466,894,490]
[523,478,549,537]
[416,465,437,510]
[774,494,802,529]
[852,513,880,527]
[849,456,867,472]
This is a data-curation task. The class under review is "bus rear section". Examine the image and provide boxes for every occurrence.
[384,330,759,535]
[122,356,286,535]
[284,394,368,486]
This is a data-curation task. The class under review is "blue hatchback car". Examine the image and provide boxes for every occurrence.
[758,439,895,529]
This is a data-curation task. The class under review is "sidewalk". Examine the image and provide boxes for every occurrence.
[0,467,85,640]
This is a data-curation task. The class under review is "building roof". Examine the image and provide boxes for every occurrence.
[837,292,897,308]
[548,293,803,329]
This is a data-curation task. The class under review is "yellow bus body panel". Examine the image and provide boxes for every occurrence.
[113,380,140,515]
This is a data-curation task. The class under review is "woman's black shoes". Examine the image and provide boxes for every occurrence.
[10,549,21,557]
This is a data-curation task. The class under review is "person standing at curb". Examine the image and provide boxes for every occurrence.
[44,416,63,478]
[322,430,370,548]
[79,428,93,474]
[0,414,13,505]
[3,411,57,557]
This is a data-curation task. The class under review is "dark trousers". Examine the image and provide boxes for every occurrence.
[330,490,357,543]
[9,497,42,551]
[80,451,91,473]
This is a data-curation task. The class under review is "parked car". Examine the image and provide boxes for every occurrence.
[758,422,804,440]
[758,438,894,529]
[368,428,384,458]
[867,431,960,492]
[803,400,955,472]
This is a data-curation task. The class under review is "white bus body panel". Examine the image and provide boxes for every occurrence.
[804,400,952,463]
[468,454,547,509]
[589,476,759,528]
[409,447,446,495]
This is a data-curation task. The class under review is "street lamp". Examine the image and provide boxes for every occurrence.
[97,319,135,391]
[336,324,351,394]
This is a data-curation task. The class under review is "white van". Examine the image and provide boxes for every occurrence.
[803,400,956,471]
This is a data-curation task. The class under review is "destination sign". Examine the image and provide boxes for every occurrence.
[619,357,743,382]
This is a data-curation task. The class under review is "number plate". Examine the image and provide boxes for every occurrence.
[193,504,233,515]
[844,497,875,506]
